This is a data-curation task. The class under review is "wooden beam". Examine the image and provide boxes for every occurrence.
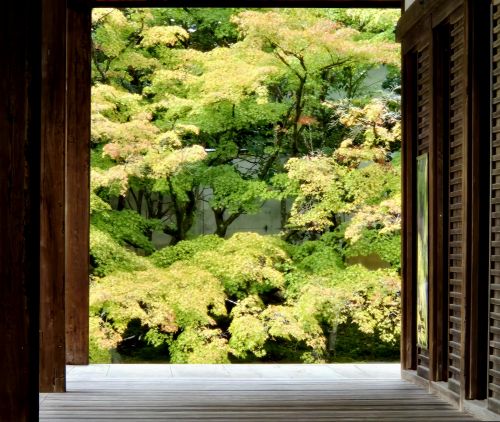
[397,0,461,41]
[88,0,401,7]
[39,0,68,393]
[65,4,91,366]
[0,0,41,419]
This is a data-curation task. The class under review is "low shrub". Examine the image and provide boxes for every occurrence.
[89,233,401,363]
[90,227,150,277]
[150,235,224,268]
[91,209,159,255]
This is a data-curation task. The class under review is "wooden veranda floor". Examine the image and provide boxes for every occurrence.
[39,363,476,421]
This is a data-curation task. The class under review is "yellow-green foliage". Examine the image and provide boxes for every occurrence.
[90,231,401,363]
[285,155,400,233]
[228,296,325,361]
[232,10,399,67]
[226,263,400,362]
[203,165,274,214]
[228,296,268,358]
[194,233,290,298]
[91,264,226,333]
[90,227,150,277]
[169,328,230,363]
[345,230,402,270]
[89,315,118,363]
[289,240,344,274]
[342,269,400,344]
[324,9,401,41]
[92,9,136,58]
[334,99,401,154]
[88,8,402,363]
[89,263,229,363]
[90,190,111,214]
[91,209,160,255]
[285,155,346,231]
[296,265,401,344]
[151,235,224,267]
[344,195,401,243]
[140,26,189,48]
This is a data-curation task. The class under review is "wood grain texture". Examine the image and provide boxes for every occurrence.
[65,5,91,366]
[39,0,67,393]
[39,364,477,421]
[0,0,41,420]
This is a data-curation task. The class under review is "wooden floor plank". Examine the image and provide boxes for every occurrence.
[39,364,477,421]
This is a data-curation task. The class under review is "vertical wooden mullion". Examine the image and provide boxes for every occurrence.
[415,34,432,379]
[466,0,490,401]
[402,49,418,370]
[428,29,438,382]
[40,0,68,392]
[431,22,450,382]
[65,3,91,366]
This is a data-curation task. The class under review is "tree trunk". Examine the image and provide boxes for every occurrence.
[291,76,306,155]
[164,182,198,244]
[213,207,241,238]
[117,195,126,211]
[213,208,227,237]
[280,198,289,229]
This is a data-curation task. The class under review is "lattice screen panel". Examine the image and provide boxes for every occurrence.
[447,12,466,395]
[489,1,500,412]
[416,47,431,157]
[416,44,431,377]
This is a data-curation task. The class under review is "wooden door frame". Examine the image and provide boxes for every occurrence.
[59,0,406,383]
[5,0,409,419]
[64,0,406,374]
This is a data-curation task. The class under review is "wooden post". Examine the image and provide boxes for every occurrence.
[40,0,68,392]
[0,0,41,419]
[401,50,417,370]
[66,4,91,366]
[465,0,490,400]
[428,25,439,383]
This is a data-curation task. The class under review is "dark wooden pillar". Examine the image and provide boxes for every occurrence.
[465,0,489,401]
[0,0,41,419]
[39,0,68,392]
[430,22,450,382]
[65,4,91,366]
[401,50,417,370]
[428,23,444,383]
